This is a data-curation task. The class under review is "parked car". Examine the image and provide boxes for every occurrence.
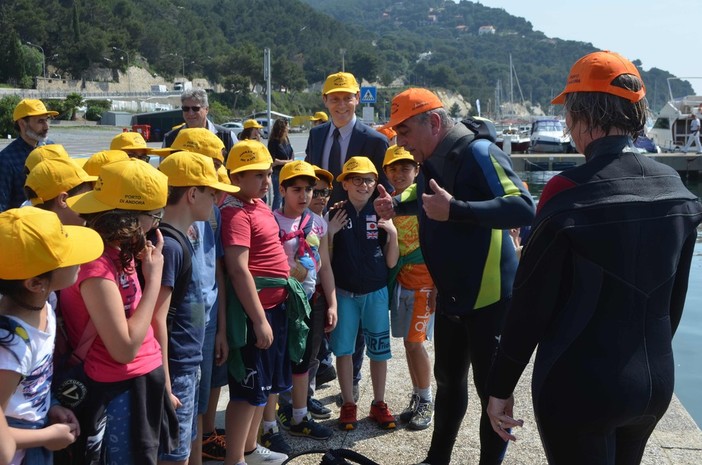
[221,121,244,137]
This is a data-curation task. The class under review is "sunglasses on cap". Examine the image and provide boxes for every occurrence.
[182,106,202,113]
[312,188,331,199]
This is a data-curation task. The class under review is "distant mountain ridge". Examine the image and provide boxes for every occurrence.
[2,0,692,115]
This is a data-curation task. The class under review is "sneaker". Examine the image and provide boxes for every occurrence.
[201,430,226,461]
[338,402,358,431]
[259,428,292,456]
[369,401,396,430]
[315,365,337,386]
[335,384,360,407]
[244,444,287,465]
[308,397,332,419]
[399,393,420,423]
[408,400,434,430]
[289,412,333,440]
[276,404,292,430]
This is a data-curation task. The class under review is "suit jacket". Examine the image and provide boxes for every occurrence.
[305,119,389,204]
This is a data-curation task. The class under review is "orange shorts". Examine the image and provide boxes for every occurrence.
[389,285,434,343]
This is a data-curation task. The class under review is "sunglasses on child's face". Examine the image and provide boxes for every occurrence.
[312,188,331,198]
[181,106,202,113]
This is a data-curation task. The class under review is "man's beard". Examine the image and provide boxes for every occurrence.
[26,128,48,144]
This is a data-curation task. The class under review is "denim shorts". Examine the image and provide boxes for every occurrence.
[159,369,200,461]
[331,287,391,361]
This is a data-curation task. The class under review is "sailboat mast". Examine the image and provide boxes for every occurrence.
[509,54,514,114]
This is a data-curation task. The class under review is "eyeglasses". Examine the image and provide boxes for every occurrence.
[128,153,150,163]
[348,177,377,187]
[141,210,164,225]
[181,106,202,113]
[312,188,331,198]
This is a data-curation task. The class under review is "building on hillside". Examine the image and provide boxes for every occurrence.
[479,25,496,35]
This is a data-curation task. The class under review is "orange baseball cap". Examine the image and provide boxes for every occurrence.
[386,88,443,128]
[551,50,646,104]
[377,126,397,140]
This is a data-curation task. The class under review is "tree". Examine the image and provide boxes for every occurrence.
[0,95,21,138]
[449,102,461,119]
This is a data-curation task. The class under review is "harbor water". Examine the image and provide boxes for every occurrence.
[521,170,702,428]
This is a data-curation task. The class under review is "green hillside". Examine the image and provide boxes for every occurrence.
[1,0,693,116]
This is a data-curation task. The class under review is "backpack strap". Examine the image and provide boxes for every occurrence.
[158,223,193,328]
[277,209,317,267]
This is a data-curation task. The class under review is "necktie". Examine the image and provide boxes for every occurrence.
[328,128,342,176]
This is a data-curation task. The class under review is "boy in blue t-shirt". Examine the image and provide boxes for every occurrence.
[327,156,399,431]
[155,151,239,464]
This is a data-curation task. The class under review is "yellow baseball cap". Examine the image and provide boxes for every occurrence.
[337,156,378,182]
[159,151,239,193]
[0,207,104,280]
[243,119,264,129]
[168,128,226,162]
[279,160,318,184]
[309,112,329,122]
[382,145,416,168]
[110,132,150,153]
[67,159,168,214]
[25,144,70,172]
[312,165,334,185]
[25,158,97,205]
[82,150,130,176]
[322,72,360,95]
[13,99,59,121]
[217,165,231,184]
[226,139,273,174]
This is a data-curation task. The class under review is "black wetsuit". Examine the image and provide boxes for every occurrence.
[488,136,702,465]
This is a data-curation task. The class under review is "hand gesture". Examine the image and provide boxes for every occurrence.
[139,228,164,284]
[373,184,396,219]
[253,319,274,349]
[487,395,524,442]
[327,207,349,237]
[422,179,453,221]
[377,217,396,236]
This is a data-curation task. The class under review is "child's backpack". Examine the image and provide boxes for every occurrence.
[155,223,193,330]
[277,208,318,283]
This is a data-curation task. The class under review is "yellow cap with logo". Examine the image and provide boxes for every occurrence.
[382,145,416,168]
[322,72,360,95]
[82,150,130,176]
[226,139,273,174]
[13,99,59,121]
[67,158,168,213]
[168,128,226,162]
[279,160,318,184]
[337,156,378,182]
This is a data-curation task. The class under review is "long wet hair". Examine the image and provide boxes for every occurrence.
[564,74,648,138]
[81,210,146,273]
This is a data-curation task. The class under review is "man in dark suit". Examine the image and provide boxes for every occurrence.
[305,72,389,204]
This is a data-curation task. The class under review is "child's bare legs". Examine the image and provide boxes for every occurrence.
[203,386,222,435]
[336,355,355,404]
[246,405,265,452]
[370,359,387,403]
[405,340,431,393]
[262,393,278,426]
[224,400,257,465]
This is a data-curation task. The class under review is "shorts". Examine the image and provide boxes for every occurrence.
[228,302,292,406]
[197,314,217,415]
[390,284,434,342]
[291,297,325,375]
[331,287,391,361]
[159,369,200,461]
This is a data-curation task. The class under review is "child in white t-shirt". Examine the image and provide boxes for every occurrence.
[0,207,103,464]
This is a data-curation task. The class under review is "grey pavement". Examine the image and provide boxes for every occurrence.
[4,125,701,464]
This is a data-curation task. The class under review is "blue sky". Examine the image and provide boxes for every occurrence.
[473,0,700,97]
